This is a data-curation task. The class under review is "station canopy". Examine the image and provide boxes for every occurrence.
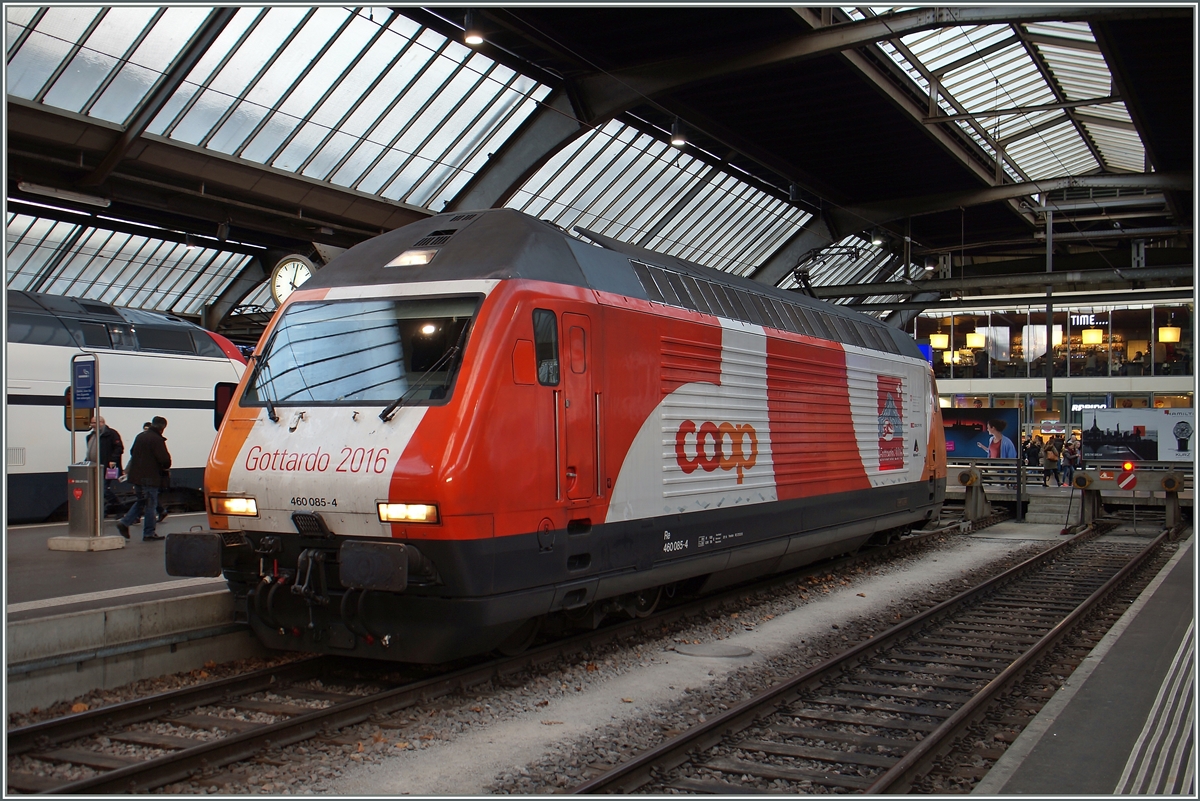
[5,6,1192,338]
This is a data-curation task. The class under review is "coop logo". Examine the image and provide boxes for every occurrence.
[674,420,758,484]
[877,376,904,471]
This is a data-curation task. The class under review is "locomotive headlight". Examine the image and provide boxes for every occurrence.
[210,495,259,517]
[387,248,437,267]
[377,502,439,524]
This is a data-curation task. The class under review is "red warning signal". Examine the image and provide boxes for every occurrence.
[1122,461,1135,472]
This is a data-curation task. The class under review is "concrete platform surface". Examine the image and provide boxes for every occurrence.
[975,537,1194,795]
[5,513,217,612]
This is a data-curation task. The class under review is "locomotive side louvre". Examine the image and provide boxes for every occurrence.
[187,208,946,662]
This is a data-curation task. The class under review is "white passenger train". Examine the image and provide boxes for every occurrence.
[6,290,247,523]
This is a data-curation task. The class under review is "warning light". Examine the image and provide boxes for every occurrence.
[1122,461,1135,471]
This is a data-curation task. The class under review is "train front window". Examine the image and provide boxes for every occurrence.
[243,296,478,407]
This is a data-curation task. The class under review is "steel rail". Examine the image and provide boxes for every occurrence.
[570,522,1114,794]
[7,657,326,755]
[12,520,962,794]
[866,528,1169,793]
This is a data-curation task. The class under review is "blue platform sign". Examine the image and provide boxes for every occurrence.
[74,360,96,408]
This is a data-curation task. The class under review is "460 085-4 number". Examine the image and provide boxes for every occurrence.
[336,447,390,473]
[290,497,336,507]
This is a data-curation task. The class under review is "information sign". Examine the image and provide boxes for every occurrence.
[73,360,96,408]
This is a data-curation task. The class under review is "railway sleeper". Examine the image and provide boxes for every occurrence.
[766,725,918,752]
[699,756,874,790]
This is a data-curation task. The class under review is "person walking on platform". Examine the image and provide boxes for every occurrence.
[140,422,169,523]
[85,416,123,517]
[1042,438,1061,487]
[117,416,171,541]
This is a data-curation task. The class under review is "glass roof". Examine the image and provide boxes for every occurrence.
[7,7,551,211]
[3,6,1159,322]
[5,209,254,316]
[847,9,1144,180]
[508,119,813,277]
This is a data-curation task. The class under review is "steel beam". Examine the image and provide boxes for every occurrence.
[81,9,236,187]
[445,89,584,211]
[202,253,279,332]
[844,287,1192,313]
[812,265,1194,299]
[923,95,1122,124]
[841,172,1191,227]
[750,214,838,285]
[581,7,1168,106]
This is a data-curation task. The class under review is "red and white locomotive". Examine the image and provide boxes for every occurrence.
[170,209,947,662]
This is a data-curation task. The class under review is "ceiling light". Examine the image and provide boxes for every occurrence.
[966,332,986,349]
[17,181,110,208]
[870,229,883,246]
[1081,328,1104,345]
[1159,325,1181,343]
[788,183,800,203]
[464,10,483,45]
[942,350,954,365]
[670,118,687,147]
[929,333,949,350]
[421,323,437,336]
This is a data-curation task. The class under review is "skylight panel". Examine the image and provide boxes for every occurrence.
[509,119,809,276]
[1005,120,1097,179]
[5,213,253,316]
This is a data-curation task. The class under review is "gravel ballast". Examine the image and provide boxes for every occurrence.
[319,530,1052,795]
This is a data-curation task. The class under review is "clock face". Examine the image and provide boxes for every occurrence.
[271,256,314,304]
[1173,421,1193,439]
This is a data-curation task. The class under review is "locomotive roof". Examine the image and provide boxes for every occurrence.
[309,209,922,359]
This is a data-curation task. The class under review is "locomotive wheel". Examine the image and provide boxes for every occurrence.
[497,616,542,656]
[629,586,662,618]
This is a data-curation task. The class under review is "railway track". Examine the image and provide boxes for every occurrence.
[570,523,1171,794]
[3,519,990,794]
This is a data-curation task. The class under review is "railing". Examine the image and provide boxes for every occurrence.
[947,459,1194,492]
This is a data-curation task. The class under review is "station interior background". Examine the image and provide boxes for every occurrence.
[5,6,1194,438]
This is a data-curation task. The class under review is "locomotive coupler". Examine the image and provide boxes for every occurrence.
[292,548,331,607]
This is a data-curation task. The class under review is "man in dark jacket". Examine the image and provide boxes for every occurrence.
[116,416,171,541]
[86,416,123,516]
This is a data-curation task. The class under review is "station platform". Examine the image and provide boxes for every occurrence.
[6,513,225,622]
[974,534,1194,795]
[5,514,260,714]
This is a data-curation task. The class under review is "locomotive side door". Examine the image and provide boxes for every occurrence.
[561,312,595,501]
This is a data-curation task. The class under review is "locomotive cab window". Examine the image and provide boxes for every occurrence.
[242,296,479,407]
[533,309,559,386]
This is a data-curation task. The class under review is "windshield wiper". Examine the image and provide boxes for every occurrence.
[379,344,460,422]
[247,352,280,423]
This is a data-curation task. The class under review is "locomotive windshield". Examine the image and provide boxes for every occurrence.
[242,296,478,407]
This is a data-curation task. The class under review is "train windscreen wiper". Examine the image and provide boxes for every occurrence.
[378,344,460,422]
[247,351,280,423]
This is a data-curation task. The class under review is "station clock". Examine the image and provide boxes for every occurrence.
[270,255,315,304]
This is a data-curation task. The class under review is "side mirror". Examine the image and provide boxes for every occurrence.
[214,382,238,430]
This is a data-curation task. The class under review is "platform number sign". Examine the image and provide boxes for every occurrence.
[73,360,96,408]
[1117,461,1137,490]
